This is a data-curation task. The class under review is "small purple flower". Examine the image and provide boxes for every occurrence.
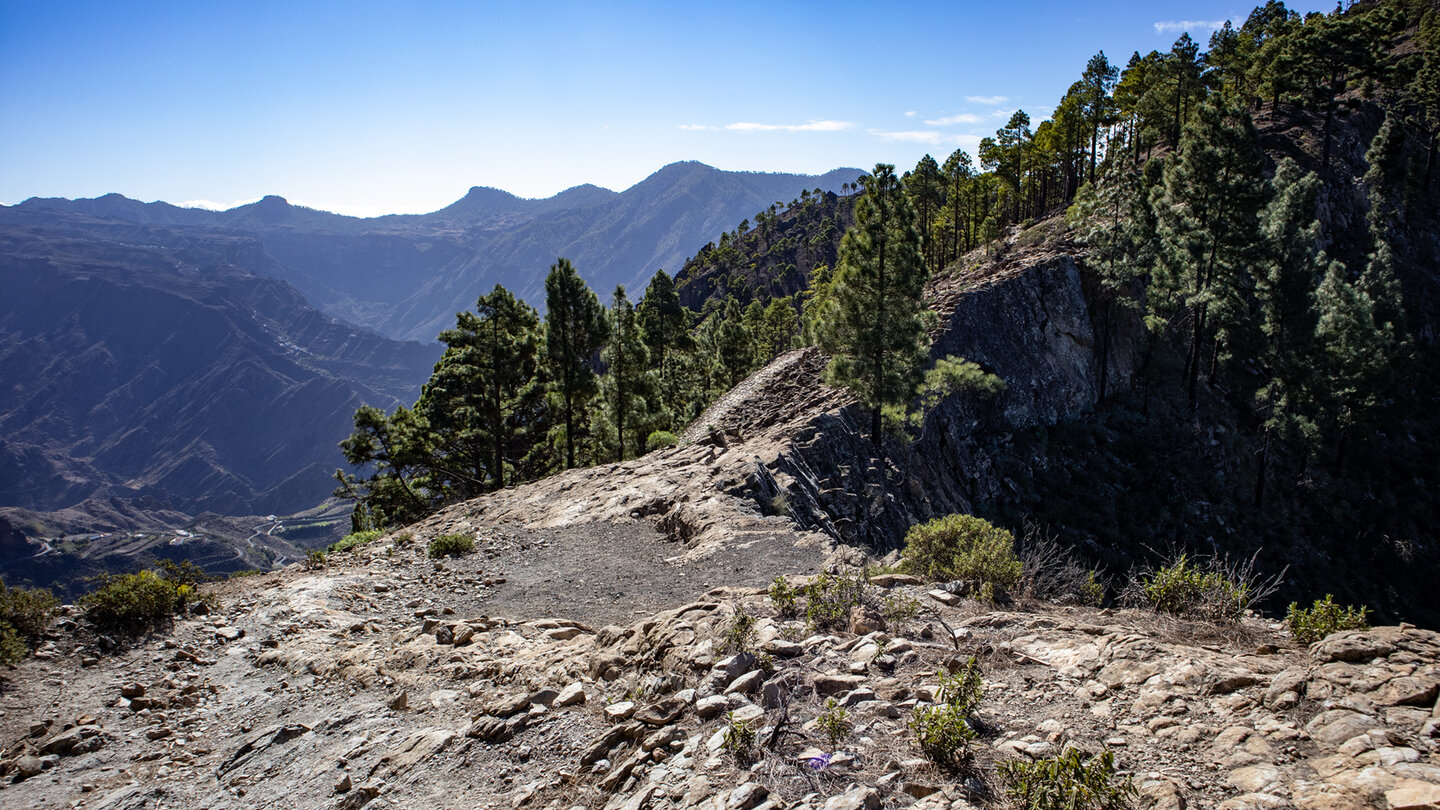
[807,753,833,771]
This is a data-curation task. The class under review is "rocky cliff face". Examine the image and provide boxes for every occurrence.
[390,233,1137,563]
[750,238,1139,552]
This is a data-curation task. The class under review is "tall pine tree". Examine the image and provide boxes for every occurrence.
[1154,96,1270,406]
[1253,159,1324,506]
[821,164,934,450]
[544,258,609,469]
[420,284,544,492]
[597,285,656,461]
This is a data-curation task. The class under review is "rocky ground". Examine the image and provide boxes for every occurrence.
[1,511,1437,809]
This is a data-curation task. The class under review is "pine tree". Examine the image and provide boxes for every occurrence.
[597,286,655,461]
[544,258,609,469]
[1314,260,1390,466]
[1067,156,1158,401]
[1165,34,1203,142]
[905,154,945,272]
[636,269,693,371]
[940,150,975,261]
[333,405,435,530]
[1253,159,1325,506]
[1080,51,1119,183]
[757,296,799,361]
[821,163,934,450]
[712,297,757,388]
[1154,96,1270,406]
[419,284,544,492]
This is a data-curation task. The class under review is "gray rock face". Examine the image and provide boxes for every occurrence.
[762,252,1139,549]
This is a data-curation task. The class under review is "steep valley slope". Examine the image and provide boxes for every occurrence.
[0,213,437,526]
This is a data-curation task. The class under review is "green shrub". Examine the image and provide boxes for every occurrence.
[817,698,851,747]
[1138,554,1250,623]
[304,549,327,570]
[0,622,26,666]
[720,604,758,654]
[722,710,756,761]
[1080,571,1106,607]
[156,559,215,587]
[998,748,1137,810]
[329,529,383,554]
[937,656,984,712]
[645,430,680,452]
[0,575,53,664]
[881,592,923,630]
[81,569,186,635]
[768,575,800,618]
[0,578,59,640]
[910,703,976,768]
[803,572,864,631]
[427,533,475,558]
[910,657,984,769]
[1286,595,1370,644]
[900,514,1023,595]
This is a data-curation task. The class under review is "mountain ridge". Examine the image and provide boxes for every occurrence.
[7,162,864,343]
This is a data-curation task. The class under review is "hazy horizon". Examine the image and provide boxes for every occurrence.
[2,0,1335,217]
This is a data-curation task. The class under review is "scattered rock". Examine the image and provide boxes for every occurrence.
[634,698,685,726]
[554,682,586,708]
[824,785,880,810]
[14,755,43,779]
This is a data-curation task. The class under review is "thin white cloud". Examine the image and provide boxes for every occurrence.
[965,95,1010,105]
[724,119,853,132]
[870,130,954,145]
[1153,19,1226,34]
[678,124,714,131]
[904,110,918,117]
[924,113,983,126]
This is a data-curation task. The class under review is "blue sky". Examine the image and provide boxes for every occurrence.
[0,0,1334,217]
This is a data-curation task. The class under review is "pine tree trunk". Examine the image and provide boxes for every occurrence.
[1187,307,1206,408]
[1098,299,1112,402]
[1254,426,1270,509]
[563,389,575,469]
[1322,94,1336,169]
[871,405,883,453]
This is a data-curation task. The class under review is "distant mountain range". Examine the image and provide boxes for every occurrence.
[13,162,863,342]
[0,162,860,525]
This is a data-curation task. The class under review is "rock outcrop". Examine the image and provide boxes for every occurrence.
[1,526,1435,809]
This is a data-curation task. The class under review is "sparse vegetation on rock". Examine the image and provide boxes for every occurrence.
[900,513,1024,596]
[1287,594,1371,643]
[1130,553,1269,623]
[79,568,198,636]
[998,748,1137,810]
[426,533,475,558]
